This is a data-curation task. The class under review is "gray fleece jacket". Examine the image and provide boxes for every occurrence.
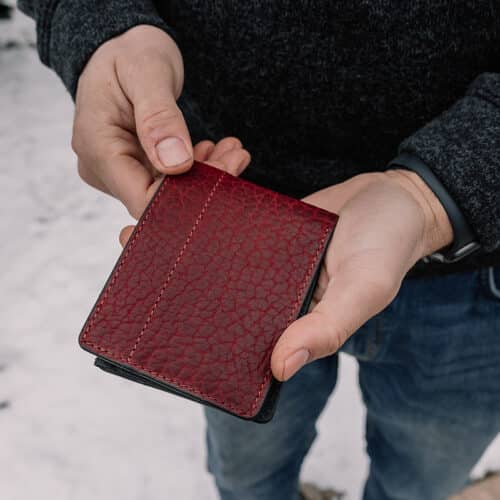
[18,0,500,276]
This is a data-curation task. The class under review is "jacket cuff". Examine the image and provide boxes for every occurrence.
[36,0,174,98]
[399,73,500,252]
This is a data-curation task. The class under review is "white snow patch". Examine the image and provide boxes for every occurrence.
[0,6,35,49]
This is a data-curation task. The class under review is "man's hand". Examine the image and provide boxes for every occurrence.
[72,25,249,219]
[271,170,454,381]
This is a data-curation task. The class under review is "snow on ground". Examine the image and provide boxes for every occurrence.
[0,12,498,500]
[0,3,35,49]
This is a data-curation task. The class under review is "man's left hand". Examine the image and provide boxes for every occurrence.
[271,170,454,381]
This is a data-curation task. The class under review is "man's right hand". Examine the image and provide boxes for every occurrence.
[72,25,250,219]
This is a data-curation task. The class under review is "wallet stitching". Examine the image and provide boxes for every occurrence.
[81,175,334,416]
[125,172,225,362]
[83,222,332,417]
[80,176,172,344]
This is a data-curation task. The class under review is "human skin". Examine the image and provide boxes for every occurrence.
[73,25,251,219]
[73,25,453,383]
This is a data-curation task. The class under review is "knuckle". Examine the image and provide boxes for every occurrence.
[77,162,91,183]
[311,310,344,355]
[127,203,144,221]
[71,125,84,155]
[321,315,346,352]
[326,329,343,354]
[366,273,400,305]
[139,107,181,135]
[71,136,79,155]
[223,136,243,149]
[71,116,95,157]
[239,150,251,167]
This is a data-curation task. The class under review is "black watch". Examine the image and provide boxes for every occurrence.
[387,153,481,264]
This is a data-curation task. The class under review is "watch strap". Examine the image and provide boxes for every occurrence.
[387,153,480,263]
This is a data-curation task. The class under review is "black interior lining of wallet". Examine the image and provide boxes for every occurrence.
[93,229,329,424]
[93,356,280,422]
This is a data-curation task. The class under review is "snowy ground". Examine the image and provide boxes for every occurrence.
[1,11,498,500]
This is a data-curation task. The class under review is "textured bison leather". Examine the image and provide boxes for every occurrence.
[79,161,338,421]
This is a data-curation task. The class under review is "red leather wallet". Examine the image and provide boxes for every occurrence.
[79,162,337,422]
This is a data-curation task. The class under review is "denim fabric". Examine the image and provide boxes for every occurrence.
[204,266,500,500]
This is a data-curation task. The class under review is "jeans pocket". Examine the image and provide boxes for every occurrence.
[487,266,500,300]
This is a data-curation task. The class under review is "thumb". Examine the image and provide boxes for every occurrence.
[131,68,193,175]
[271,265,399,381]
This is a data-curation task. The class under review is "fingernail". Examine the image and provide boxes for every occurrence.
[156,136,191,168]
[282,348,310,380]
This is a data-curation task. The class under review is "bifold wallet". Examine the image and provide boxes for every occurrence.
[79,161,338,422]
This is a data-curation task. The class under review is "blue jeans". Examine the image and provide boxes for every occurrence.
[204,266,500,500]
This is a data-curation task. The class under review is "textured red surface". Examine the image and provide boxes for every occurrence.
[79,162,337,418]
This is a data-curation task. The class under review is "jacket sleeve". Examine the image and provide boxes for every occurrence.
[17,0,174,98]
[399,73,500,252]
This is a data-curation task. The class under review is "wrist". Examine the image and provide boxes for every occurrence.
[385,169,454,257]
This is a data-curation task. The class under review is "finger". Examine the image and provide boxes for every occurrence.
[209,137,243,161]
[77,160,111,194]
[193,140,215,162]
[102,154,162,219]
[125,61,194,175]
[271,262,399,381]
[119,225,135,247]
[206,148,251,176]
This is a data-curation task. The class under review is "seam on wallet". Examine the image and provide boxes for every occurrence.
[82,188,333,417]
[81,177,171,344]
[125,172,226,363]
